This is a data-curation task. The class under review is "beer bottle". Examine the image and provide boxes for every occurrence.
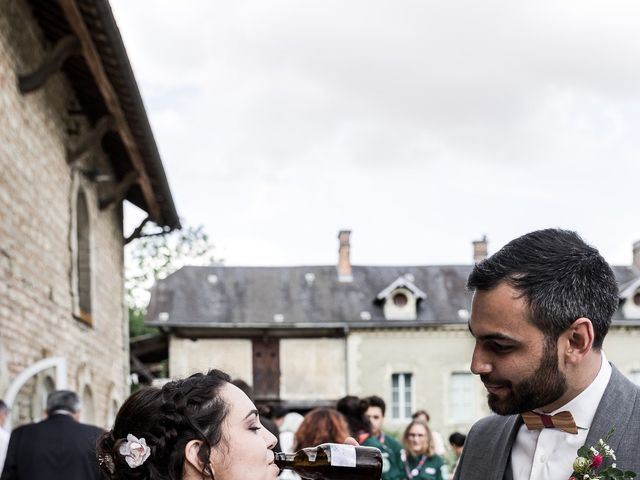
[274,443,382,480]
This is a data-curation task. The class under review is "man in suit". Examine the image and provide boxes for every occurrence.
[0,390,103,480]
[454,229,640,480]
[0,401,9,473]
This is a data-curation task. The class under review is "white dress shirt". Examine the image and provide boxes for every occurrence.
[511,351,611,480]
[0,427,9,473]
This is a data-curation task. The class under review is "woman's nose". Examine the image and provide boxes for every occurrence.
[264,427,277,449]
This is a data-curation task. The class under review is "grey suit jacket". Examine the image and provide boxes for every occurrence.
[453,365,640,480]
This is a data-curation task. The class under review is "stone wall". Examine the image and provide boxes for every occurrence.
[0,0,128,428]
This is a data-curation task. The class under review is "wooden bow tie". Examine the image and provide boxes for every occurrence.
[521,410,578,434]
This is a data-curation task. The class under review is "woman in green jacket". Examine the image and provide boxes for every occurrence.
[400,420,448,480]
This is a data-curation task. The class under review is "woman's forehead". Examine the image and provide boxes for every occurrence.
[222,383,257,418]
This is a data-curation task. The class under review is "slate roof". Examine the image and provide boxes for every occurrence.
[145,263,640,332]
[146,265,474,330]
[612,265,640,320]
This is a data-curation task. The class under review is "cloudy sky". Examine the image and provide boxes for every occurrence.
[111,1,640,267]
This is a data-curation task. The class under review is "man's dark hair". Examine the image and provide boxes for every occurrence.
[46,390,81,414]
[0,400,8,413]
[366,395,386,416]
[336,395,372,437]
[449,432,466,447]
[467,228,618,348]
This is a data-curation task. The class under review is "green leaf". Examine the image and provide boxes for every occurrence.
[125,220,219,313]
[577,446,591,458]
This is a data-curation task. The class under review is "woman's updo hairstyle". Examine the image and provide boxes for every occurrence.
[97,369,231,479]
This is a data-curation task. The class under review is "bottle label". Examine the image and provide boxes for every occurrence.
[328,444,356,468]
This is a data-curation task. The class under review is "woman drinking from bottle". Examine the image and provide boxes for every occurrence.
[400,420,448,480]
[96,369,279,480]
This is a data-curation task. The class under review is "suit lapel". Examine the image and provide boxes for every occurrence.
[585,365,634,454]
[493,415,522,480]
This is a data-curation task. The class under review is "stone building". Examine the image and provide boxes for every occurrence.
[0,0,179,428]
[146,231,640,439]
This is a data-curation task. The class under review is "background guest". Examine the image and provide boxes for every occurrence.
[401,420,448,480]
[293,407,350,450]
[336,395,372,443]
[1,390,103,480]
[0,401,9,474]
[411,409,445,456]
[364,395,404,480]
[274,408,304,454]
[447,432,465,479]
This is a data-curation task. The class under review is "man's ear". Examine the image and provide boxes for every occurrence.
[563,317,594,361]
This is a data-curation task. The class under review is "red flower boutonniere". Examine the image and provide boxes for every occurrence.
[569,429,636,480]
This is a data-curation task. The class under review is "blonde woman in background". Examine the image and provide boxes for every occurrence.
[400,420,448,480]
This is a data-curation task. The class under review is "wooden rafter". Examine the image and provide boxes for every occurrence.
[58,0,161,222]
[66,114,113,165]
[18,35,80,93]
[99,170,139,210]
[124,216,150,245]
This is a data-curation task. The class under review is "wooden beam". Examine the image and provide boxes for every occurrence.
[130,354,154,385]
[18,35,80,93]
[100,170,139,210]
[66,115,114,165]
[58,0,162,222]
[124,216,150,245]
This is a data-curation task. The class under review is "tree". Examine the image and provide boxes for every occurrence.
[125,222,218,337]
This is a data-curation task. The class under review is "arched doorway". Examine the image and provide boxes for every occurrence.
[3,357,67,430]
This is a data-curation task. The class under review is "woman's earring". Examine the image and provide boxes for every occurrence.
[205,461,215,479]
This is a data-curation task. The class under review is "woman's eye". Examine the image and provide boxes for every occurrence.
[249,426,261,432]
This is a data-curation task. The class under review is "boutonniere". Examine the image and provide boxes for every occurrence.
[569,429,636,480]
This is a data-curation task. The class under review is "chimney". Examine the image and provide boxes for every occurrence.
[633,241,640,271]
[337,230,353,282]
[472,235,488,263]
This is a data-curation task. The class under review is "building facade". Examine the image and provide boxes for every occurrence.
[147,232,640,438]
[0,0,178,428]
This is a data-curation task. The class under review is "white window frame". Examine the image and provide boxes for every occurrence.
[448,371,475,424]
[391,372,414,420]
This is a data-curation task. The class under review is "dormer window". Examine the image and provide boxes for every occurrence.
[375,275,426,321]
[393,292,408,307]
[619,279,640,320]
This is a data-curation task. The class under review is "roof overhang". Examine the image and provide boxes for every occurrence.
[25,0,180,229]
[147,321,469,338]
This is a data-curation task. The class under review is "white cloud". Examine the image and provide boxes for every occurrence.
[112,0,640,266]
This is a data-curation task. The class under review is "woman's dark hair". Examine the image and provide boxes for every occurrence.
[467,228,618,348]
[97,369,231,479]
[336,395,372,438]
[293,408,350,450]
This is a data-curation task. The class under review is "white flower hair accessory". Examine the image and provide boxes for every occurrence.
[118,434,151,468]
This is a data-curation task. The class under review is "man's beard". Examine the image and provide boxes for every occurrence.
[482,340,568,415]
